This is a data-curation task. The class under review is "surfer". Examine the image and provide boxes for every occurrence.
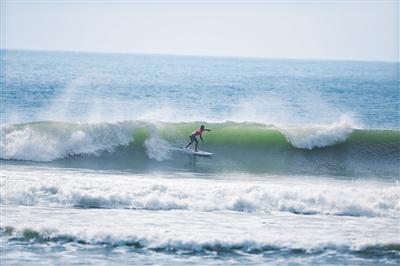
[185,125,211,152]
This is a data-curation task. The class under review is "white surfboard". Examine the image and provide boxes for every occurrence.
[179,147,213,157]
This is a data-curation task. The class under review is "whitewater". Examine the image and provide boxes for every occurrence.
[1,50,399,265]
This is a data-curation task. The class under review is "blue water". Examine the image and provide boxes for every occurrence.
[2,50,399,128]
[1,50,399,265]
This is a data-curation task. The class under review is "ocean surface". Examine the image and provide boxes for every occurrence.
[1,50,399,265]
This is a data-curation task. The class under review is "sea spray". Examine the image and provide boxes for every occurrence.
[144,127,173,162]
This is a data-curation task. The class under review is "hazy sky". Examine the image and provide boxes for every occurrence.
[1,1,398,61]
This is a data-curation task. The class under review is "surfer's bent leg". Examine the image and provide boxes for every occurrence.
[194,137,199,152]
[185,135,194,148]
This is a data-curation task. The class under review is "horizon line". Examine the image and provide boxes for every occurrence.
[1,47,398,64]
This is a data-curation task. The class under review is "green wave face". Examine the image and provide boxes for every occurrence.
[1,121,399,178]
[158,122,291,147]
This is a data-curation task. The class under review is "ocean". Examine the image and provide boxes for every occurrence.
[1,50,399,265]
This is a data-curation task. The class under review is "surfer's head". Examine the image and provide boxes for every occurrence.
[200,125,205,130]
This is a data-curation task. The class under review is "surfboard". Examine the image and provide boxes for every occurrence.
[178,147,213,156]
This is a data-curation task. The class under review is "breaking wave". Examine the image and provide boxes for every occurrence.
[1,170,398,218]
[1,120,399,177]
[1,225,399,258]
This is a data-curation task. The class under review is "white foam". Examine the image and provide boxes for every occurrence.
[1,167,398,218]
[0,122,135,161]
[281,115,358,149]
[2,205,398,255]
[1,166,398,264]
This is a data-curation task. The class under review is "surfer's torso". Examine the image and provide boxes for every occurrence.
[191,129,204,137]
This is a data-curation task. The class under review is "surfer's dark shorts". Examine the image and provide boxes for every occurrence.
[190,135,198,143]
